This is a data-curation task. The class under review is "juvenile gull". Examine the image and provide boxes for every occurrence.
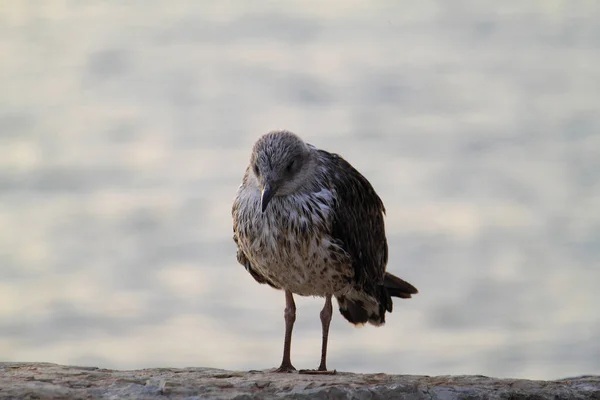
[232,130,418,374]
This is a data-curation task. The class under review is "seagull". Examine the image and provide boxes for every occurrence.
[232,130,418,374]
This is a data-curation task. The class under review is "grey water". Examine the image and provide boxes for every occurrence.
[1,1,599,380]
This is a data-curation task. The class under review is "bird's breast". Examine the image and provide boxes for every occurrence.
[233,188,353,296]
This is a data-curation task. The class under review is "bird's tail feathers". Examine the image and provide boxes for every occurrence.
[336,289,387,327]
[383,272,418,299]
[335,283,395,327]
[336,273,418,327]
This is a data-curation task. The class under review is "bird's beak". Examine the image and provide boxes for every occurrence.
[261,184,275,212]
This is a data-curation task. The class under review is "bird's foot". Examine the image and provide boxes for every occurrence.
[298,369,337,375]
[273,363,296,373]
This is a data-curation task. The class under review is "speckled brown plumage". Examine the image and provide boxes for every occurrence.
[232,130,418,373]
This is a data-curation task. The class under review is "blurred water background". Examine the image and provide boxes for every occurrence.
[1,1,599,380]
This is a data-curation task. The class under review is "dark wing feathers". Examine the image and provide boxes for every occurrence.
[384,272,419,298]
[323,150,388,293]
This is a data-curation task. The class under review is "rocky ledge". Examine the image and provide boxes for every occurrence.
[1,363,598,399]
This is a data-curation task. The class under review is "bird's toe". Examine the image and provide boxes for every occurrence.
[273,364,297,373]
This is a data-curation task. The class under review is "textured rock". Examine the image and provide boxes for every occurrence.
[0,363,598,400]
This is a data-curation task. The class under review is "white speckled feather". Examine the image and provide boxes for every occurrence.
[233,181,353,296]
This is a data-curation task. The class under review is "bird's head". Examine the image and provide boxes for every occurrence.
[249,130,313,212]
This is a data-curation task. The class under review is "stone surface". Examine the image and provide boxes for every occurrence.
[0,363,598,399]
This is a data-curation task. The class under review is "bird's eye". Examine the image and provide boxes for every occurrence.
[286,160,295,173]
[253,164,260,176]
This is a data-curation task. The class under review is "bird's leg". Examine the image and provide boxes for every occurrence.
[274,290,296,373]
[317,295,333,371]
[299,295,337,375]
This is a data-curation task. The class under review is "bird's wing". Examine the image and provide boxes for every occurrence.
[233,234,280,289]
[322,151,388,292]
